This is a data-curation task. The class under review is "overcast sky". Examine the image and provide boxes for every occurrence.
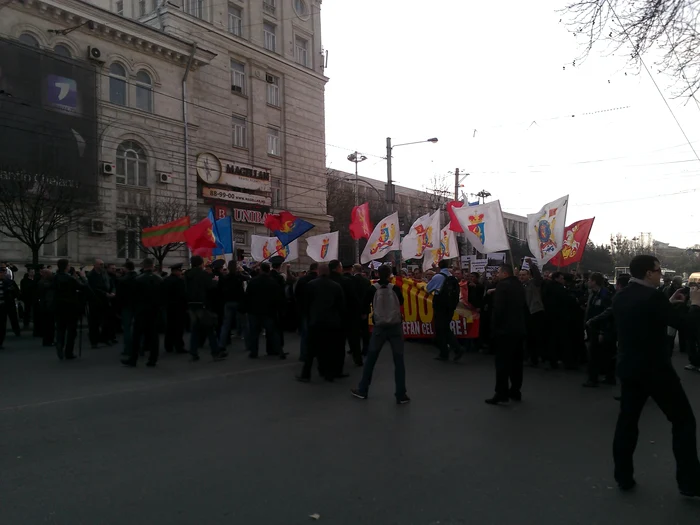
[322,0,700,249]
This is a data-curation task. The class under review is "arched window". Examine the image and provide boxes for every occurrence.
[18,33,39,48]
[116,141,148,187]
[134,70,153,112]
[53,45,71,57]
[109,63,127,106]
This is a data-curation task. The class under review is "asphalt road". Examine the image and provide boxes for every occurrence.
[1,331,699,525]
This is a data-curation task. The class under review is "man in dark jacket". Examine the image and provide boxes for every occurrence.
[351,264,373,354]
[245,262,283,359]
[53,259,89,360]
[297,263,345,382]
[485,264,527,405]
[542,272,578,369]
[270,257,287,353]
[122,258,163,367]
[36,269,55,347]
[185,255,226,362]
[87,259,111,348]
[329,260,362,369]
[612,255,700,495]
[160,263,188,354]
[583,272,614,387]
[0,262,20,349]
[217,261,247,353]
[20,267,37,331]
[294,263,318,362]
[116,260,138,357]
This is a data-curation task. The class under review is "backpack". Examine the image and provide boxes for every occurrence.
[372,283,402,326]
[434,275,460,312]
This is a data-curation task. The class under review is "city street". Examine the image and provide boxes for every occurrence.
[0,333,699,525]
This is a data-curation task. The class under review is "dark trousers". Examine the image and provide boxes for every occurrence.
[435,308,461,358]
[42,309,55,346]
[494,335,524,398]
[613,373,700,489]
[23,302,32,328]
[7,302,19,337]
[55,310,79,356]
[131,314,159,364]
[121,308,134,356]
[301,324,342,379]
[358,323,406,399]
[587,334,616,384]
[0,305,6,346]
[164,308,186,352]
[247,315,281,357]
[360,315,370,355]
[688,329,700,367]
[346,318,363,365]
[88,303,105,346]
[526,311,546,364]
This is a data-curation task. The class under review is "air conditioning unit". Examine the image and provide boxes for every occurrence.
[231,84,242,93]
[102,162,116,175]
[265,74,275,83]
[88,46,104,63]
[158,172,173,184]
[90,219,105,234]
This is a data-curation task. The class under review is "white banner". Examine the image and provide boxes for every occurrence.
[251,235,298,262]
[401,210,440,259]
[305,231,339,262]
[453,200,510,254]
[527,195,569,266]
[360,212,399,264]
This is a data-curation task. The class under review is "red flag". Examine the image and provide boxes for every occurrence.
[550,218,595,267]
[184,218,217,253]
[447,201,464,232]
[349,202,373,240]
[264,211,297,232]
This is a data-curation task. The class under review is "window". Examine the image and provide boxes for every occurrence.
[266,74,280,106]
[109,63,127,106]
[116,0,124,15]
[263,0,276,15]
[228,4,242,36]
[267,128,280,156]
[116,141,148,187]
[271,180,282,208]
[295,36,309,67]
[232,116,247,148]
[293,0,309,18]
[18,33,39,48]
[183,0,204,19]
[53,44,71,57]
[230,60,246,94]
[263,23,276,52]
[117,215,144,260]
[138,0,146,16]
[135,70,153,112]
[42,226,69,257]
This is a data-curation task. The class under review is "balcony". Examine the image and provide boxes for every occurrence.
[263,1,276,16]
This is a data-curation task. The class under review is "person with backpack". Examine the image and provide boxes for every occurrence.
[427,260,463,361]
[351,264,410,404]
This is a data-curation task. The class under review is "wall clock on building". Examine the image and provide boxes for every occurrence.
[196,152,222,184]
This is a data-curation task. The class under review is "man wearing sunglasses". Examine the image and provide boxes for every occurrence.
[0,263,20,349]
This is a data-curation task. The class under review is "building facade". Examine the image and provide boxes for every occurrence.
[0,0,328,268]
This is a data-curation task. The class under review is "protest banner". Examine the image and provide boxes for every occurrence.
[369,277,480,339]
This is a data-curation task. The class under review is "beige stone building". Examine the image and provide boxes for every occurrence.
[0,0,329,268]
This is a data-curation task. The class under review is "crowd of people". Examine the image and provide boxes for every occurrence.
[1,252,700,495]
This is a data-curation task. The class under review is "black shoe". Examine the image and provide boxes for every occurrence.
[679,485,700,497]
[279,353,287,360]
[582,381,599,388]
[509,392,522,402]
[176,349,188,354]
[351,389,367,399]
[396,395,411,405]
[324,376,335,382]
[354,360,364,367]
[121,359,136,367]
[91,344,98,349]
[65,354,77,361]
[617,479,637,491]
[213,351,228,361]
[336,373,350,379]
[296,375,310,383]
[614,395,622,401]
[434,356,449,362]
[453,351,464,362]
[190,355,200,362]
[485,396,509,405]
[248,354,258,359]
[146,361,157,367]
[56,345,64,360]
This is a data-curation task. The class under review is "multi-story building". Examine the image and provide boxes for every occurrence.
[0,0,328,267]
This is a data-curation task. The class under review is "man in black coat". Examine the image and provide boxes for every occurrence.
[185,255,226,362]
[351,264,373,354]
[0,262,20,349]
[245,262,284,359]
[297,263,345,382]
[122,258,163,367]
[270,257,287,354]
[583,272,614,387]
[611,254,700,495]
[87,259,111,348]
[329,259,362,369]
[53,259,90,360]
[294,263,318,362]
[485,264,527,405]
[162,263,188,354]
[20,267,37,331]
[36,269,55,347]
[116,260,138,357]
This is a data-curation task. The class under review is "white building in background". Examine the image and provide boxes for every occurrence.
[0,0,329,267]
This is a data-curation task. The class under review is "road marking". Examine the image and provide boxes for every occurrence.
[0,361,298,413]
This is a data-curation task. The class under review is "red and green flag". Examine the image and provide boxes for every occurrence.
[141,216,191,247]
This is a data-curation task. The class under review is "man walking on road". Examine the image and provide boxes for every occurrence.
[485,264,527,405]
[53,259,89,361]
[427,260,462,361]
[611,254,700,496]
[122,258,163,368]
[351,264,410,404]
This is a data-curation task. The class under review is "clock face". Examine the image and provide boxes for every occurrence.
[196,153,222,184]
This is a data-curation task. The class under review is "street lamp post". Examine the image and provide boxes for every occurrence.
[385,137,438,210]
[347,151,367,263]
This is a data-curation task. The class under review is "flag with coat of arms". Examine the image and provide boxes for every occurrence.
[401,210,440,260]
[251,235,299,262]
[360,212,399,264]
[452,200,510,254]
[423,222,459,271]
[306,231,339,262]
[527,195,569,266]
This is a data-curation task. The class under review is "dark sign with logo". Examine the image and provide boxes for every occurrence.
[0,37,98,200]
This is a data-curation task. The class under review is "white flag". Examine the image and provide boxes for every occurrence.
[422,222,458,272]
[305,231,339,262]
[251,235,298,262]
[400,210,440,259]
[453,200,510,254]
[527,195,569,266]
[360,212,399,264]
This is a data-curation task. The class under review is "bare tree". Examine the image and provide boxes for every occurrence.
[423,173,452,210]
[562,0,700,98]
[0,170,99,266]
[117,195,193,270]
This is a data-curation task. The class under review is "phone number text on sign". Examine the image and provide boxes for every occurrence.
[202,186,270,206]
